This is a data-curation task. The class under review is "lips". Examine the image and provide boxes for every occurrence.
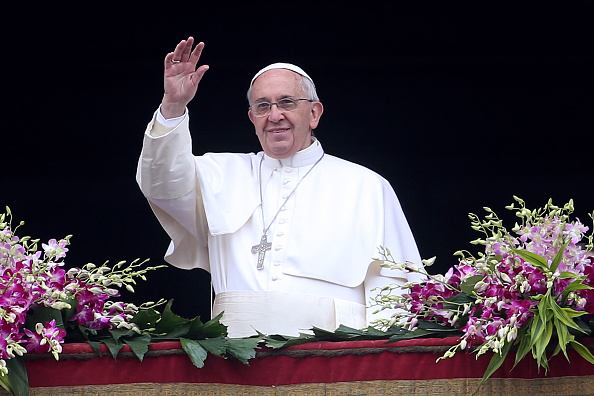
[267,128,290,134]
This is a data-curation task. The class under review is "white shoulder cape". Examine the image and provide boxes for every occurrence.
[137,113,423,288]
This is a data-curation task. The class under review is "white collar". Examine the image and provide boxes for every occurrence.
[262,139,324,169]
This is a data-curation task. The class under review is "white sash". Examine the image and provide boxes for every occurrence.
[212,291,367,338]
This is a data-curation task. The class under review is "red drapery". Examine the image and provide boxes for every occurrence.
[25,337,594,388]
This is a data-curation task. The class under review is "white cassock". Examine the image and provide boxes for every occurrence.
[136,110,423,337]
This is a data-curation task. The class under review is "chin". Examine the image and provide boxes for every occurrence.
[266,145,295,159]
[267,151,293,160]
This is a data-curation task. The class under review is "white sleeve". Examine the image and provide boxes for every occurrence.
[156,107,186,128]
[137,112,210,271]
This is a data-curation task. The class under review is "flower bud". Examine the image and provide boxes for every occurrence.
[422,257,436,267]
[500,272,512,284]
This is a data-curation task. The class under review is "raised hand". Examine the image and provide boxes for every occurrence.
[161,37,209,119]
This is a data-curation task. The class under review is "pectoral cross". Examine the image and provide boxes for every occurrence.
[251,234,272,270]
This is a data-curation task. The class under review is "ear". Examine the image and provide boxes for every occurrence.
[248,108,256,125]
[309,101,324,130]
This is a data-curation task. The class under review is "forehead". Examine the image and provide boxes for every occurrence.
[250,69,304,101]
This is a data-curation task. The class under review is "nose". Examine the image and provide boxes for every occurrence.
[267,103,285,122]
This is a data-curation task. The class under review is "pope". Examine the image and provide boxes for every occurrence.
[136,37,423,337]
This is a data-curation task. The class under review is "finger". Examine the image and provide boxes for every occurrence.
[164,52,176,69]
[188,65,210,92]
[180,36,195,62]
[191,65,210,83]
[171,37,192,62]
[188,41,205,66]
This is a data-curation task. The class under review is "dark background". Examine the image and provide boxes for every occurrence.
[3,2,592,319]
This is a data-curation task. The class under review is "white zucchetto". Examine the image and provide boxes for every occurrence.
[250,62,314,86]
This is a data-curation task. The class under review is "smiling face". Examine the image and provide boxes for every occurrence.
[248,69,323,159]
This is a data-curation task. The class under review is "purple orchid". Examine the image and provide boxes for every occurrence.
[372,197,594,368]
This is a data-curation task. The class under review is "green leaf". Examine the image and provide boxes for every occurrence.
[0,358,29,396]
[480,338,513,388]
[311,325,370,340]
[553,317,570,361]
[109,329,137,342]
[200,313,228,338]
[459,276,484,295]
[550,240,570,273]
[123,335,151,361]
[416,321,458,332]
[558,272,582,280]
[511,248,549,271]
[197,337,229,357]
[131,307,161,330]
[533,319,553,368]
[184,317,206,338]
[59,295,79,324]
[185,315,228,340]
[528,293,553,369]
[154,300,192,337]
[271,335,318,348]
[387,328,436,342]
[25,305,64,332]
[555,307,586,331]
[357,325,394,337]
[513,328,533,368]
[225,338,260,365]
[261,332,316,349]
[101,337,124,359]
[530,311,547,346]
[570,340,594,365]
[563,279,593,298]
[179,337,208,368]
[548,299,586,333]
[86,341,103,355]
[261,334,298,349]
[444,292,475,305]
[310,326,345,339]
[334,324,380,337]
[0,375,10,395]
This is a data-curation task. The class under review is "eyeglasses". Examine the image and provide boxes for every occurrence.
[249,98,313,117]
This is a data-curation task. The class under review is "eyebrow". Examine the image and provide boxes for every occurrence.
[253,94,296,103]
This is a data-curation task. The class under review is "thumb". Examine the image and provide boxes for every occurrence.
[190,65,210,87]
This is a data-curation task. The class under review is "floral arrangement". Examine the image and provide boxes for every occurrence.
[371,197,594,387]
[4,197,594,395]
[0,208,260,396]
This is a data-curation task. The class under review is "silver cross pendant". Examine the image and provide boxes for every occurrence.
[251,234,272,270]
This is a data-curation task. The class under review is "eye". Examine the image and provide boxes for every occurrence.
[277,98,298,110]
[253,102,271,115]
[256,102,271,110]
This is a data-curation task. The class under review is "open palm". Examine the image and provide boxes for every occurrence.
[161,37,209,118]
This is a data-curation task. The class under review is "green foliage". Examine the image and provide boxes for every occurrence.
[179,338,209,368]
[77,300,265,371]
[0,359,29,396]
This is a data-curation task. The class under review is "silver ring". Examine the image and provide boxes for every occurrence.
[172,60,181,64]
